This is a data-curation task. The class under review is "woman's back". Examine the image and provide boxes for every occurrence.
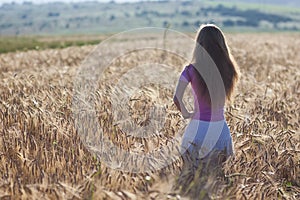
[180,63,225,121]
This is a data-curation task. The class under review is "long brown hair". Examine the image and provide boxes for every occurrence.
[191,24,239,105]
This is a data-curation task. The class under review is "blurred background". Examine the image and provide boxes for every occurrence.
[0,0,300,53]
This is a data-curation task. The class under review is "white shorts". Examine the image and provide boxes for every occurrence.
[180,119,234,159]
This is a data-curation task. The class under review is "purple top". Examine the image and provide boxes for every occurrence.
[179,64,225,121]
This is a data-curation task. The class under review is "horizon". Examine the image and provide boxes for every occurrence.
[2,0,300,7]
[0,0,155,5]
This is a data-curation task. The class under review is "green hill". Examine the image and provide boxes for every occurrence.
[0,0,300,36]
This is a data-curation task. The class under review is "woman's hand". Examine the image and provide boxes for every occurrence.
[182,111,194,119]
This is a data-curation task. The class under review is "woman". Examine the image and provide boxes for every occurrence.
[173,24,240,166]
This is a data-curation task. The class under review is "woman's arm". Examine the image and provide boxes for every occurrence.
[173,80,193,119]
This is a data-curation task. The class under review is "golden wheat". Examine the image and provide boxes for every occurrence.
[0,33,299,199]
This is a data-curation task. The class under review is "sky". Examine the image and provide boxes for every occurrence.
[0,0,146,4]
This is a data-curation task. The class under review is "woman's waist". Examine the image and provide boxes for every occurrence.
[192,109,225,121]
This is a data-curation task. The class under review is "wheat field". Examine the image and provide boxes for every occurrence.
[0,33,299,199]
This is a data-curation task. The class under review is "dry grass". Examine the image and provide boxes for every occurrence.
[0,33,299,199]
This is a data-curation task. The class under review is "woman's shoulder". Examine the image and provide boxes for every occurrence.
[186,63,198,73]
[184,63,194,71]
[187,63,193,68]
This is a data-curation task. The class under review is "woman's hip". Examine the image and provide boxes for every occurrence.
[180,119,233,158]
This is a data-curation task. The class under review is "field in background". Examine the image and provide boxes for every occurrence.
[0,33,299,199]
[0,35,107,53]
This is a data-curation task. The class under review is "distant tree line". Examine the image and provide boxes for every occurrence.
[205,4,292,27]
